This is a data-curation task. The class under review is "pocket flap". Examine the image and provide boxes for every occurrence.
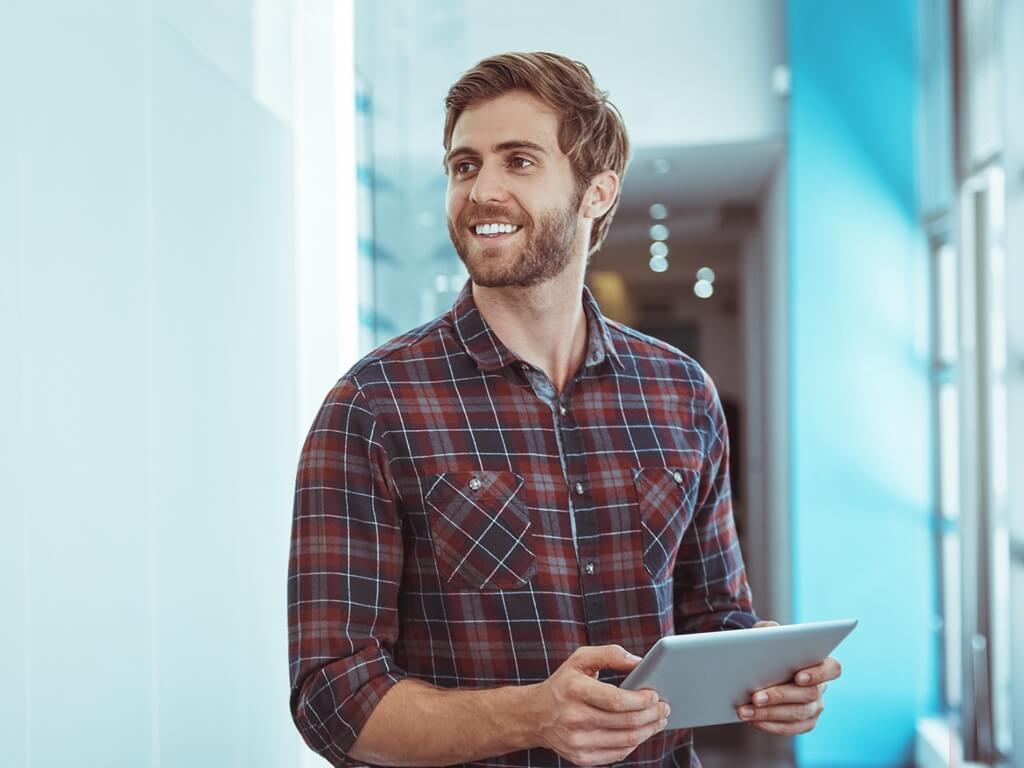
[424,470,535,590]
[633,466,700,580]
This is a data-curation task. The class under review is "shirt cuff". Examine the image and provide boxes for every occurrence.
[293,649,408,766]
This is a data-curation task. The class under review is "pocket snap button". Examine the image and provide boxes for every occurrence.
[672,471,684,484]
[469,476,482,492]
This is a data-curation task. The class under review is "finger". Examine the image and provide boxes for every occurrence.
[794,656,843,685]
[575,716,668,753]
[577,676,660,712]
[744,714,821,737]
[750,683,819,708]
[572,751,628,768]
[570,644,644,676]
[573,746,653,768]
[739,700,823,724]
[753,620,780,629]
[584,699,670,731]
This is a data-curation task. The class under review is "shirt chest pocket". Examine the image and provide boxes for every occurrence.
[423,471,537,590]
[633,466,701,581]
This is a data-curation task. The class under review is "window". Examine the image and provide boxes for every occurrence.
[930,236,961,712]
[956,165,1011,762]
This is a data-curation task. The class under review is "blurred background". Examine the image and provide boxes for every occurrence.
[1,0,1022,765]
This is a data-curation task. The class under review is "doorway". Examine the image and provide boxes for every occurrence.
[587,139,793,766]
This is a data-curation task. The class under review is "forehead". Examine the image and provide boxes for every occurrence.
[450,90,561,154]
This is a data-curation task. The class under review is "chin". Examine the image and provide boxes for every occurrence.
[463,248,519,275]
[466,268,516,289]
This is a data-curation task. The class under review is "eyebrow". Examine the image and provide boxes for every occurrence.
[443,140,548,169]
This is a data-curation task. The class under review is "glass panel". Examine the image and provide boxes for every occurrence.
[943,530,963,708]
[961,0,1003,166]
[931,235,961,715]
[937,243,959,365]
[984,167,1011,756]
[939,382,961,521]
[991,519,1012,755]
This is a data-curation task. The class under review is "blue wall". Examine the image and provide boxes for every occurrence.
[788,1,939,764]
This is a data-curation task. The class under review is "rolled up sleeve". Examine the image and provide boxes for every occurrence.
[288,378,407,765]
[673,370,760,634]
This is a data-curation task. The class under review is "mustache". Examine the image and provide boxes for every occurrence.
[458,205,527,228]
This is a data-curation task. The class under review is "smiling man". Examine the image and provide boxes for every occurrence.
[288,52,840,767]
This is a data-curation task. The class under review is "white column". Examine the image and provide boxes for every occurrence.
[293,0,360,446]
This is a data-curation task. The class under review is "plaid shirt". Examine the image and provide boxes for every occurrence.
[289,282,759,767]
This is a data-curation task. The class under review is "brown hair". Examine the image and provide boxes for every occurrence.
[443,52,630,257]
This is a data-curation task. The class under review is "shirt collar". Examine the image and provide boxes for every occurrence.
[450,279,624,373]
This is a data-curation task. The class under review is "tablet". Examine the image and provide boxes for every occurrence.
[620,618,857,729]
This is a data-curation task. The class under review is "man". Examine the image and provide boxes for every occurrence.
[288,52,840,767]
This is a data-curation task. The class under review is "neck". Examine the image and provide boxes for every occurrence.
[471,261,588,393]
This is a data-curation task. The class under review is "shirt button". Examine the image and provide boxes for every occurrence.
[469,476,482,491]
[584,561,596,575]
[673,471,684,484]
[559,405,568,417]
[574,482,584,496]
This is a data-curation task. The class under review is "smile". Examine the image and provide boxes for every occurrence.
[471,222,523,240]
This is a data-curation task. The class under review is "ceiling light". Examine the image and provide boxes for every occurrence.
[650,241,669,258]
[649,254,669,273]
[652,158,671,175]
[649,224,669,241]
[694,279,714,299]
[649,203,668,220]
[772,65,791,98]
[696,266,716,283]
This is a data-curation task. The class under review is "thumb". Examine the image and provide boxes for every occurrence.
[570,644,643,675]
[753,620,780,629]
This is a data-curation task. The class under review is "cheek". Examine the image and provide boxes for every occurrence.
[446,186,465,221]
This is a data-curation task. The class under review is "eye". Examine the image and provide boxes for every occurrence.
[509,156,534,169]
[452,160,478,176]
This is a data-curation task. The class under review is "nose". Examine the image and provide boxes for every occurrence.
[468,161,509,205]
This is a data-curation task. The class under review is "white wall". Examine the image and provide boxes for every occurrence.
[457,0,787,150]
[363,0,786,157]
[0,2,354,765]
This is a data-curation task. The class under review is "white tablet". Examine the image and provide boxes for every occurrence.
[620,618,857,729]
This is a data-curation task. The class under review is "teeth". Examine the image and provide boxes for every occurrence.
[474,223,519,236]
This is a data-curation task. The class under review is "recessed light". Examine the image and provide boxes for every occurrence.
[650,242,669,258]
[649,224,669,241]
[696,266,716,283]
[694,279,714,299]
[649,203,668,220]
[649,254,669,273]
[772,65,791,97]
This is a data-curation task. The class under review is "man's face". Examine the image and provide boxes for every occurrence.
[445,90,586,288]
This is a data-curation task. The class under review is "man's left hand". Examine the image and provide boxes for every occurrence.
[735,620,841,736]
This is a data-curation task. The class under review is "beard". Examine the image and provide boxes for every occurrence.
[447,186,585,289]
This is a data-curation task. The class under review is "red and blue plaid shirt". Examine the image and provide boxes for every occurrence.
[289,282,759,767]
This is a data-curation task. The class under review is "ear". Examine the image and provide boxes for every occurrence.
[581,170,620,221]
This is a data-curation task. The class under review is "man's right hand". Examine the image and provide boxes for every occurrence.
[532,645,669,766]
